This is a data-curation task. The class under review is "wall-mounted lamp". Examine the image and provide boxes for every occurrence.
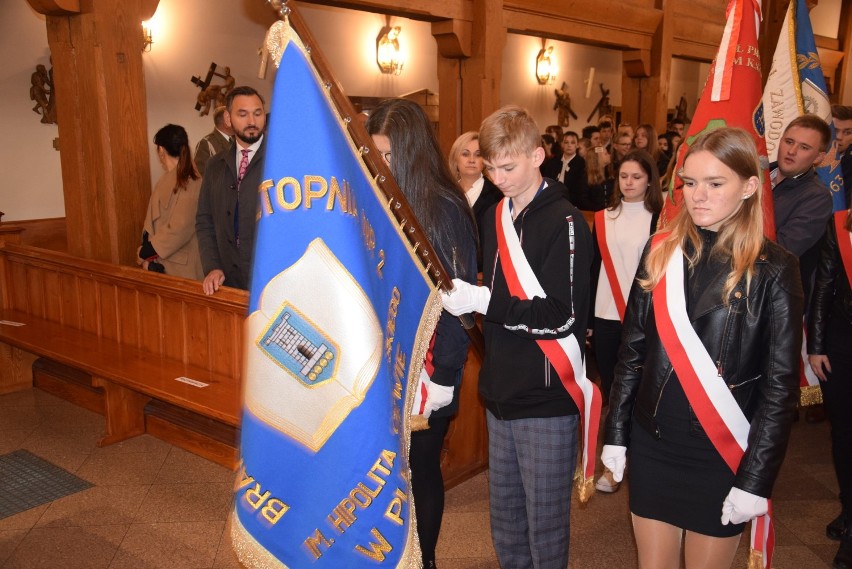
[142,20,153,52]
[376,25,404,75]
[536,46,556,85]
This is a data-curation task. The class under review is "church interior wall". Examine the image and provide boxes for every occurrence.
[2,0,844,224]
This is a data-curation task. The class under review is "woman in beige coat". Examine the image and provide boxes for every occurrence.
[137,124,204,280]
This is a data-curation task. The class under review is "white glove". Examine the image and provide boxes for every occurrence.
[721,487,768,525]
[423,383,454,418]
[600,445,627,483]
[441,278,490,316]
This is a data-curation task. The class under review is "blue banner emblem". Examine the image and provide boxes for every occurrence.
[231,21,440,569]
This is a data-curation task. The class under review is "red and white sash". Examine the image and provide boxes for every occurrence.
[595,210,628,322]
[495,199,602,502]
[836,210,852,288]
[652,236,774,568]
[409,333,438,433]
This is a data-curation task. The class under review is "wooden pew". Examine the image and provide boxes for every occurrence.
[0,241,489,485]
[0,241,247,467]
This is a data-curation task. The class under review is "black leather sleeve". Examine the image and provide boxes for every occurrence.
[807,219,840,355]
[734,248,803,497]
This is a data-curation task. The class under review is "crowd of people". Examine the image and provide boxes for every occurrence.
[439,107,852,569]
[135,89,852,568]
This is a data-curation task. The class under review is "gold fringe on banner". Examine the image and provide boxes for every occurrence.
[800,384,823,407]
[410,415,430,432]
[575,476,595,504]
[747,547,763,569]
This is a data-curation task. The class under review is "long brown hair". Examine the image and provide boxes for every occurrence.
[153,124,198,193]
[635,123,660,162]
[639,128,763,302]
[366,99,477,275]
[608,149,663,215]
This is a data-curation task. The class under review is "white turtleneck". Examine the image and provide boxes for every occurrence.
[594,199,653,320]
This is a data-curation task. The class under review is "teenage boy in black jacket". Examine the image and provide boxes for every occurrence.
[442,105,592,569]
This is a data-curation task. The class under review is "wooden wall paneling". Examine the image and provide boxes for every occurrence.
[77,277,100,335]
[209,310,235,377]
[14,218,68,252]
[433,19,470,154]
[160,298,187,363]
[114,286,139,347]
[26,0,80,15]
[503,0,658,51]
[0,246,9,311]
[184,302,211,369]
[35,2,153,265]
[137,291,163,355]
[9,260,29,313]
[461,0,505,134]
[671,0,723,60]
[58,272,80,328]
[25,261,50,321]
[441,342,487,487]
[96,280,119,341]
[644,0,675,130]
[42,16,87,260]
[42,270,62,324]
[299,0,473,22]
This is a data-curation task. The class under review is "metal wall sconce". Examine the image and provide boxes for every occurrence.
[142,21,153,52]
[376,25,403,75]
[536,46,556,85]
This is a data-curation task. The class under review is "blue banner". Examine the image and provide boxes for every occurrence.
[231,23,440,568]
[791,0,845,211]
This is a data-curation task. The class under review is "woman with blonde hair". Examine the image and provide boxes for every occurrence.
[603,128,802,568]
[449,130,500,268]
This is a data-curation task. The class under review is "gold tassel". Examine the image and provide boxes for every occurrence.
[410,415,430,432]
[800,384,823,407]
[747,547,763,569]
[575,476,594,504]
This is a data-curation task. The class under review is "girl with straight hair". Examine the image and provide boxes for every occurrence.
[603,128,802,568]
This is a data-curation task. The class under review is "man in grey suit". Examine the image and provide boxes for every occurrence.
[193,106,233,176]
[196,86,267,295]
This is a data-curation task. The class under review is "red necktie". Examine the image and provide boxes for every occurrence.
[237,149,250,185]
[235,149,250,247]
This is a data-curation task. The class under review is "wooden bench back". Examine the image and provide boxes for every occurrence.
[0,242,249,379]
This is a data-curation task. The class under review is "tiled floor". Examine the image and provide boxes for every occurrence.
[0,387,840,568]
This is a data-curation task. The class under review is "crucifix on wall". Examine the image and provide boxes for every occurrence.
[191,63,235,116]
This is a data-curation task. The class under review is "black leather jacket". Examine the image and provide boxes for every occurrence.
[605,233,803,498]
[808,212,852,354]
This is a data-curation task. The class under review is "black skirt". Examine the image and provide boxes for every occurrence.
[628,376,747,538]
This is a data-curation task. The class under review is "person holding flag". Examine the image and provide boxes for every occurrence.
[442,105,596,569]
[366,98,478,569]
[761,0,841,211]
[603,128,802,569]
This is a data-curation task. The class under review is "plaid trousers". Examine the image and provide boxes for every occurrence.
[487,411,579,569]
